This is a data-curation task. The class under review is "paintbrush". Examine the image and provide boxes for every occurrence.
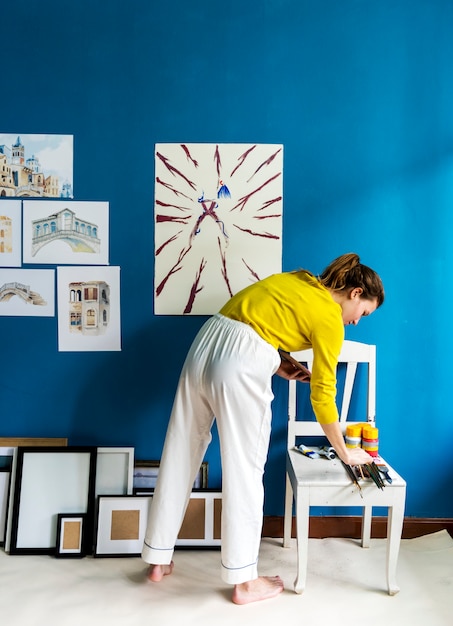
[365,462,385,490]
[353,463,385,490]
[375,462,393,484]
[341,460,363,498]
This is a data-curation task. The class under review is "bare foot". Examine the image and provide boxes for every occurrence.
[232,575,284,605]
[146,561,174,582]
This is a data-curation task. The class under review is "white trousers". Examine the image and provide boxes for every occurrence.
[141,314,280,584]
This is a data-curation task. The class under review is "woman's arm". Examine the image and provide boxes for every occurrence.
[320,421,373,465]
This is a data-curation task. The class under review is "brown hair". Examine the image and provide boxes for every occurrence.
[318,253,385,307]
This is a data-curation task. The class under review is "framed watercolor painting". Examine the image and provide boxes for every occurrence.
[0,200,21,267]
[0,134,73,199]
[0,268,55,317]
[23,200,109,265]
[57,265,121,351]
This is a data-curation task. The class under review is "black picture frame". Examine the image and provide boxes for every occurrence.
[55,513,88,558]
[8,446,97,555]
[132,460,208,494]
[94,494,152,557]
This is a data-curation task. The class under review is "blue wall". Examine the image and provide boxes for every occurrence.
[2,0,453,519]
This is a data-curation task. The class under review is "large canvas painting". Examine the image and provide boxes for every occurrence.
[0,134,73,199]
[154,143,283,315]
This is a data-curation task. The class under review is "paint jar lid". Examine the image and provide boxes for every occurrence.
[346,424,363,438]
[362,425,379,439]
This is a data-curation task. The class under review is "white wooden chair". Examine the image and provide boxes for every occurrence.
[283,340,406,595]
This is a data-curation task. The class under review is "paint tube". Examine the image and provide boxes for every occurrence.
[294,445,336,460]
[318,446,336,460]
[295,444,320,459]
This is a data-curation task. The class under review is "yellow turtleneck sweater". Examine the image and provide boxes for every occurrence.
[219,271,344,424]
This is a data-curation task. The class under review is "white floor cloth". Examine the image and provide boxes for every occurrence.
[1,531,452,626]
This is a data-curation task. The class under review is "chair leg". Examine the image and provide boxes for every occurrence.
[283,473,293,548]
[386,499,405,595]
[293,487,310,594]
[361,506,372,548]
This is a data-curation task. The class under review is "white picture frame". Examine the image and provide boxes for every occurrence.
[96,447,134,497]
[4,447,18,553]
[0,446,14,466]
[0,469,11,545]
[175,490,222,547]
[94,490,222,557]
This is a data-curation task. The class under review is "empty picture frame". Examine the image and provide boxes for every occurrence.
[0,438,68,447]
[0,447,14,469]
[133,460,208,494]
[8,447,97,555]
[176,490,222,547]
[55,513,87,558]
[95,447,134,497]
[0,469,11,545]
[4,447,18,553]
[94,490,222,556]
[94,495,152,557]
[2,439,67,550]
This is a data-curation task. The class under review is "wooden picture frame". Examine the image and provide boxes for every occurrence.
[133,460,208,494]
[0,438,68,448]
[8,446,97,555]
[55,513,87,558]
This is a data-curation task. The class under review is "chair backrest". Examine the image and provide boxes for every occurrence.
[287,339,376,445]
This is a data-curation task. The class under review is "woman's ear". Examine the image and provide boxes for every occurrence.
[351,287,363,298]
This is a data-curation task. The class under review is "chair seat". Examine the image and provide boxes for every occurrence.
[287,450,406,503]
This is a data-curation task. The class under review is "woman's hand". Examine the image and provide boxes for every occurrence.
[320,421,374,466]
[341,447,374,466]
[275,356,311,382]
